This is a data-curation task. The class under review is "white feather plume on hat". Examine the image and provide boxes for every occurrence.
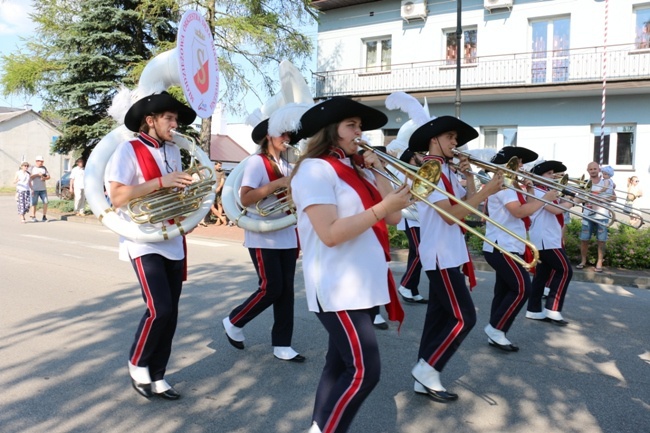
[108,86,135,124]
[385,92,431,157]
[268,102,312,137]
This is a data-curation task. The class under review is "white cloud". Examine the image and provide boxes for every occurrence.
[0,0,36,36]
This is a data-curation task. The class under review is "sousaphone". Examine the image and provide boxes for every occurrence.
[85,10,219,242]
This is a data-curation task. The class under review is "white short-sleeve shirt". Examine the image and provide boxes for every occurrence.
[291,158,390,313]
[106,139,184,261]
[418,163,469,271]
[483,188,526,254]
[70,166,85,190]
[240,154,297,249]
[395,171,420,230]
[530,188,562,250]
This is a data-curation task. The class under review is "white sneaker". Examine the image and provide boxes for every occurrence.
[484,324,511,346]
[373,314,388,330]
[222,317,245,342]
[412,294,426,302]
[411,358,445,392]
[525,310,547,320]
[273,346,301,360]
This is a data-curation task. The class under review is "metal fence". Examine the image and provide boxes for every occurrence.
[313,44,650,98]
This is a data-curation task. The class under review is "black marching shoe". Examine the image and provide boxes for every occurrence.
[544,318,569,327]
[414,381,459,402]
[488,338,520,352]
[131,379,153,398]
[155,387,181,400]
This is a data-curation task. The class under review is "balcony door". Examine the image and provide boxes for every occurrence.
[530,17,570,83]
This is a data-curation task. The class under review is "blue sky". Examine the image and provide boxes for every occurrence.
[0,1,317,124]
[0,0,40,110]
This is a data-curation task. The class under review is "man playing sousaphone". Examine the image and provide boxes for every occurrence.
[107,91,196,400]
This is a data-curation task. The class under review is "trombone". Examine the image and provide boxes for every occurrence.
[451,151,614,226]
[357,142,539,270]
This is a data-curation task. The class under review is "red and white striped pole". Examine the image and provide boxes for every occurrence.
[599,0,609,165]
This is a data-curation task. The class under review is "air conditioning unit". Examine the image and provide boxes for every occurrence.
[401,0,427,22]
[484,0,513,12]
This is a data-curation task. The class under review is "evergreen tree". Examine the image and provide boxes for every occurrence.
[0,0,316,154]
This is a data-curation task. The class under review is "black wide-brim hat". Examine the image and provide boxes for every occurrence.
[399,149,415,163]
[124,91,197,132]
[298,97,388,138]
[490,146,538,165]
[408,116,478,152]
[531,160,567,176]
[251,118,302,145]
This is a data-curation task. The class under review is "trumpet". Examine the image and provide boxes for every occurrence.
[126,130,216,225]
[357,142,539,270]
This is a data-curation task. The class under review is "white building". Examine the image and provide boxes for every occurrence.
[310,0,650,208]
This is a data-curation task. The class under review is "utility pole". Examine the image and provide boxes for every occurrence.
[455,0,462,118]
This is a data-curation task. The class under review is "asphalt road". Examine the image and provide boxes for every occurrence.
[1,195,648,433]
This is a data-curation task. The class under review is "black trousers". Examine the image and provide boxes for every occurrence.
[419,267,476,372]
[400,220,422,296]
[529,248,573,313]
[483,250,531,333]
[313,308,380,433]
[129,254,184,381]
[229,248,297,347]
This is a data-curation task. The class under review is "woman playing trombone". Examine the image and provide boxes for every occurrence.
[482,146,558,352]
[408,116,502,402]
[525,160,574,326]
[290,96,410,433]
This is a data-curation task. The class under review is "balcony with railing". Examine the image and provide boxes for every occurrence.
[313,44,650,99]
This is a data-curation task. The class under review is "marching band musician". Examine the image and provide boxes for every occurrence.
[525,160,574,326]
[107,91,197,400]
[395,149,428,304]
[290,97,410,433]
[222,103,308,363]
[481,146,558,352]
[408,116,503,402]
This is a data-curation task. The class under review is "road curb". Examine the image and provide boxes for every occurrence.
[389,248,650,289]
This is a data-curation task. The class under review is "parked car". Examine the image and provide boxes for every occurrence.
[56,172,73,200]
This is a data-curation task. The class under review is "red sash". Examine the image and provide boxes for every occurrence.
[423,156,477,289]
[322,155,404,329]
[514,189,536,274]
[131,138,188,281]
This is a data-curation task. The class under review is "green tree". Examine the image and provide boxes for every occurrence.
[1,0,316,154]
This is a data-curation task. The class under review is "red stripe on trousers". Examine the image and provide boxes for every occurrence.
[497,255,526,330]
[426,269,464,366]
[130,257,157,365]
[231,248,268,324]
[550,249,570,311]
[323,312,364,433]
[402,226,421,282]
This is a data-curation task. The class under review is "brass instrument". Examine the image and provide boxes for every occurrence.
[358,142,539,270]
[255,187,294,217]
[452,150,629,227]
[126,130,216,225]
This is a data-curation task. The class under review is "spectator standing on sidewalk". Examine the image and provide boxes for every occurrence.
[14,161,31,223]
[70,158,86,216]
[29,156,50,222]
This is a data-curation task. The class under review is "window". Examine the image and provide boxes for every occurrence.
[482,127,518,150]
[592,124,635,169]
[530,17,570,83]
[364,37,391,72]
[445,28,477,65]
[635,7,650,49]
